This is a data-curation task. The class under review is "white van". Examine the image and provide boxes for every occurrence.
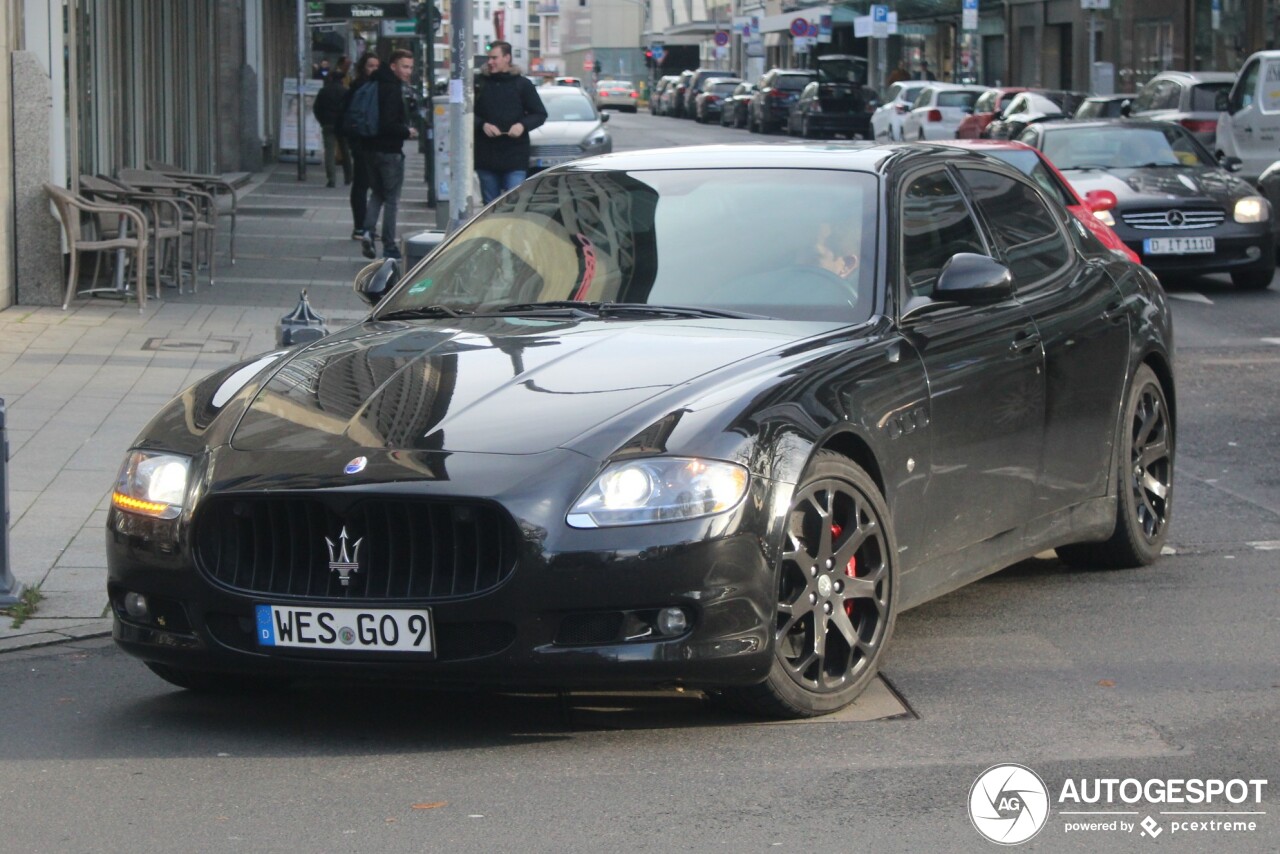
[1215,50,1280,182]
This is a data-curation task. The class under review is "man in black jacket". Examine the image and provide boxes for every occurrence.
[475,41,547,203]
[312,57,351,188]
[361,49,417,260]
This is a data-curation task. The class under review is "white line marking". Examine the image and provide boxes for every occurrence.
[1262,338,1280,346]
[1167,292,1214,304]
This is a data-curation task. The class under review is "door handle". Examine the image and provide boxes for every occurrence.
[1010,331,1041,352]
[1101,301,1127,323]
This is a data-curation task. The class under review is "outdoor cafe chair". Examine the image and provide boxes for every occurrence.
[81,175,184,295]
[44,182,150,311]
[117,169,217,290]
[146,160,240,264]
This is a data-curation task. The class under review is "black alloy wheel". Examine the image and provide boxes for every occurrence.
[724,451,896,718]
[1057,364,1174,568]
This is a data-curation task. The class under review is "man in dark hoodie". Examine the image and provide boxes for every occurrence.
[361,48,417,260]
[475,41,547,204]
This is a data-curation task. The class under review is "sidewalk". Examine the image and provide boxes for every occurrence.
[0,154,436,651]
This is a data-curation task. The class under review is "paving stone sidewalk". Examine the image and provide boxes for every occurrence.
[0,156,436,650]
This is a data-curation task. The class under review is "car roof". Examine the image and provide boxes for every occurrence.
[1145,70,1236,84]
[1032,118,1188,133]
[559,141,1012,174]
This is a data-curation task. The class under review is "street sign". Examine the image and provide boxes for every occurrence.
[714,30,729,47]
[1080,0,1110,8]
[790,18,809,37]
[962,0,978,30]
[583,51,594,73]
[871,5,889,38]
[1212,0,1221,29]
[382,18,418,36]
[651,44,665,61]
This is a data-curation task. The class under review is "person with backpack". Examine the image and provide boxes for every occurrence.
[312,56,351,188]
[474,41,546,203]
[358,49,417,260]
[341,52,380,241]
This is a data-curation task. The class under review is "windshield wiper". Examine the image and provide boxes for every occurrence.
[1133,161,1186,169]
[378,305,473,320]
[594,303,765,320]
[1065,163,1111,172]
[489,300,602,318]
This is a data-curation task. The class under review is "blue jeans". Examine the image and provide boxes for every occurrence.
[477,169,527,204]
[364,151,405,257]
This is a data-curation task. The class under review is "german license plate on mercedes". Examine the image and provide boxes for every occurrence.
[255,604,434,654]
[1143,236,1215,255]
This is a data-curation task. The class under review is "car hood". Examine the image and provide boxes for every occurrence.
[530,120,603,145]
[231,317,828,455]
[1061,165,1255,205]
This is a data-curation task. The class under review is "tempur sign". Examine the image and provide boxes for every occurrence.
[969,765,1269,844]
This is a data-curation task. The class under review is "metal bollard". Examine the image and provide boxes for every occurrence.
[276,289,329,347]
[0,398,23,607]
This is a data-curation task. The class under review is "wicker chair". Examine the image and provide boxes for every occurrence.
[44,183,150,311]
[145,160,240,265]
[80,175,184,295]
[117,169,217,290]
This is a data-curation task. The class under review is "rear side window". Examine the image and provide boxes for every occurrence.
[937,91,980,110]
[959,167,1071,286]
[901,170,988,297]
[1190,82,1231,111]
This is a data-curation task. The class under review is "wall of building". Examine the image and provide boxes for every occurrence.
[1,4,18,310]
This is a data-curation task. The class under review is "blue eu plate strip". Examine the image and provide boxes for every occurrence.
[255,605,276,646]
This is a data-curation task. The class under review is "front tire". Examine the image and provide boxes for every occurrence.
[1057,364,1174,568]
[723,452,897,718]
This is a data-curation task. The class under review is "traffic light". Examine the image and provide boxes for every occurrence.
[645,49,653,69]
[594,60,602,73]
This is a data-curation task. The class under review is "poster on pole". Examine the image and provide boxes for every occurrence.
[279,79,324,163]
[433,102,451,201]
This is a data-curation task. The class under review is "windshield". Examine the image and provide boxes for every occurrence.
[977,149,1075,206]
[543,94,597,121]
[938,91,980,110]
[1041,126,1213,170]
[777,75,813,91]
[380,169,879,323]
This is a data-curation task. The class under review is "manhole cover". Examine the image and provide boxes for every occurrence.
[142,337,242,354]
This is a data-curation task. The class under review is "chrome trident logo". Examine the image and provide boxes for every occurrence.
[325,527,363,586]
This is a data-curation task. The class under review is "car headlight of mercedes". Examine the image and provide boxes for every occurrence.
[1234,195,1269,223]
[567,457,750,528]
[112,451,192,519]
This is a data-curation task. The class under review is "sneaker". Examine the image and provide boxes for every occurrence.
[351,229,363,241]
[360,233,376,259]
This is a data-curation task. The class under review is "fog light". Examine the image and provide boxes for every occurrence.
[123,592,149,620]
[1245,245,1261,260]
[656,607,689,636]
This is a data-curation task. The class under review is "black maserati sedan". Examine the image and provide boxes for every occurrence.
[108,143,1176,718]
[1017,119,1276,289]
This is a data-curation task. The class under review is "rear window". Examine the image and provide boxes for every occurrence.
[710,82,739,95]
[543,94,597,121]
[937,91,980,110]
[777,75,813,91]
[1190,82,1231,111]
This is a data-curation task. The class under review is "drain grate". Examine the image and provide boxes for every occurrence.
[142,337,242,354]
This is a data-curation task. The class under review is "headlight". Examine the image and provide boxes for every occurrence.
[583,130,610,149]
[1093,209,1116,226]
[1234,195,1269,223]
[112,451,191,519]
[567,457,749,528]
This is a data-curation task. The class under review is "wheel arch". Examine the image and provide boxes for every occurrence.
[817,429,887,499]
[1140,349,1177,433]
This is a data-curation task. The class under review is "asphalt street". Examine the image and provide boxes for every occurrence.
[0,111,1276,853]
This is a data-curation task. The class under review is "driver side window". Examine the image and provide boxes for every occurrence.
[1232,61,1259,112]
[900,170,988,297]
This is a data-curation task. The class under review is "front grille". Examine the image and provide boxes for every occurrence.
[194,496,517,600]
[530,144,582,158]
[1121,208,1225,230]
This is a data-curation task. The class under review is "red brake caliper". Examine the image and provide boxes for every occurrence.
[831,522,857,616]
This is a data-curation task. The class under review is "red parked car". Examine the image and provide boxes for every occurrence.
[940,140,1141,263]
[955,87,1027,139]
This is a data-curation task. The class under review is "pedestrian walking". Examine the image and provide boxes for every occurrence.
[916,60,937,81]
[474,41,547,204]
[885,60,910,87]
[312,57,352,188]
[343,52,380,241]
[360,49,417,260]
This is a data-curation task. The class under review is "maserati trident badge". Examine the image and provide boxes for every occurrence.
[325,527,363,586]
[345,456,368,474]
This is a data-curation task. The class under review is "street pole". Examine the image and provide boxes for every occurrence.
[0,399,20,608]
[448,0,475,232]
[296,0,307,181]
[1088,9,1096,93]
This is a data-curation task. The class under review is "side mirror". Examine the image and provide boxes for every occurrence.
[1219,155,1244,173]
[1084,189,1118,213]
[354,257,399,307]
[600,113,610,122]
[935,253,1014,303]
[1215,91,1230,112]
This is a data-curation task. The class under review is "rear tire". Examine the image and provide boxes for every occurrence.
[1231,268,1274,290]
[1056,365,1174,569]
[722,452,897,719]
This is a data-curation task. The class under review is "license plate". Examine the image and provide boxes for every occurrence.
[1143,236,1215,255]
[255,604,434,654]
[535,157,570,168]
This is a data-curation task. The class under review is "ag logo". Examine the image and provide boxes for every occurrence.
[969,764,1050,845]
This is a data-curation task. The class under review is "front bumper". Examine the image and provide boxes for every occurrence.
[108,449,780,690]
[1117,222,1275,276]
